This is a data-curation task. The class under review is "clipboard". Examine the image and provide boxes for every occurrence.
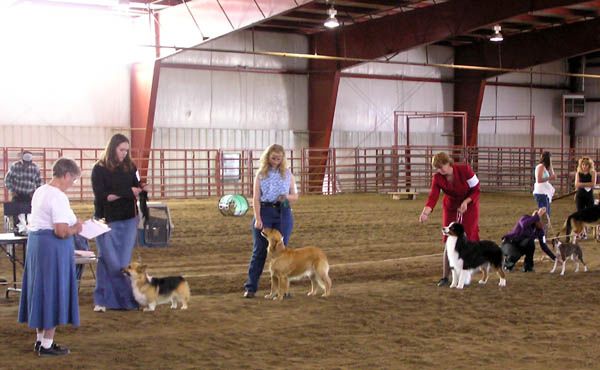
[79,219,111,240]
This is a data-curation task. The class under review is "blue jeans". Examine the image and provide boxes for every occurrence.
[244,206,294,293]
[533,194,551,215]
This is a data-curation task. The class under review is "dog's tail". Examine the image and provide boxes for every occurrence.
[564,215,573,243]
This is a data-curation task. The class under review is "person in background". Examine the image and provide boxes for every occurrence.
[501,207,555,273]
[91,134,144,312]
[4,150,42,228]
[574,157,596,212]
[243,144,298,298]
[419,152,480,287]
[533,151,555,229]
[18,157,83,356]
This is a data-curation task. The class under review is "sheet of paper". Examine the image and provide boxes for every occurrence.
[79,219,111,240]
[74,250,96,258]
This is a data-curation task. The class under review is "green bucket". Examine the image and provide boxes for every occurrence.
[218,194,249,217]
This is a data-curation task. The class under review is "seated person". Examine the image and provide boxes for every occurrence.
[501,207,556,272]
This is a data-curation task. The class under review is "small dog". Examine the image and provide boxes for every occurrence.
[560,205,600,243]
[550,238,588,275]
[261,228,331,300]
[122,262,190,311]
[442,222,507,289]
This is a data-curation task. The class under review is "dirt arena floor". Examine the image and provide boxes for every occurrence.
[1,192,600,369]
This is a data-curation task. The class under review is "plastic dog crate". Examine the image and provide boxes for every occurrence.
[138,202,173,248]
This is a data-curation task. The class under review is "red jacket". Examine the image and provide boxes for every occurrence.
[426,163,480,241]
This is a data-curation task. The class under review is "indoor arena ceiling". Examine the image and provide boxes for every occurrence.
[25,0,600,65]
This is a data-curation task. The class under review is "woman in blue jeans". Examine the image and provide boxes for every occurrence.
[243,144,298,298]
[533,151,555,230]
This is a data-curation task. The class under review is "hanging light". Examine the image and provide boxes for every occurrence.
[490,24,503,42]
[324,6,339,29]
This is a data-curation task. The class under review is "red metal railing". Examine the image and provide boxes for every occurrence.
[2,145,597,202]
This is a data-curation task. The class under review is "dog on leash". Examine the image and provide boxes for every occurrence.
[442,222,507,289]
[261,228,331,300]
[122,262,190,311]
[550,238,588,275]
[560,205,600,243]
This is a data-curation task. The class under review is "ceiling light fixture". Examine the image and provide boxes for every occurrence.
[490,24,503,42]
[324,6,339,29]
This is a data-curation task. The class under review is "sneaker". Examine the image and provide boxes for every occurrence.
[38,343,70,357]
[93,305,106,312]
[34,341,41,352]
[243,291,255,299]
[436,277,449,287]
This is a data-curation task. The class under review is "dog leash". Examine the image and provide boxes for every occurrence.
[456,211,463,224]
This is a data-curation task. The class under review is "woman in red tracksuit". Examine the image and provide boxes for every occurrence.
[418,152,480,287]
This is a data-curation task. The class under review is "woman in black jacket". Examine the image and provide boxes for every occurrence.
[91,134,144,312]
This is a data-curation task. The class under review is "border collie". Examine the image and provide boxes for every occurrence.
[442,222,507,289]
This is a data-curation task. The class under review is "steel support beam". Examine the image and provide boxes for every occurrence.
[130,60,161,182]
[454,17,600,146]
[307,32,340,192]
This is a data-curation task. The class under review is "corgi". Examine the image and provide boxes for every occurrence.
[261,228,332,300]
[122,262,190,311]
[442,222,506,289]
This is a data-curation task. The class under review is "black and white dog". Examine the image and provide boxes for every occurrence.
[442,222,507,289]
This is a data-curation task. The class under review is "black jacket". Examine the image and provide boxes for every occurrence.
[91,163,140,222]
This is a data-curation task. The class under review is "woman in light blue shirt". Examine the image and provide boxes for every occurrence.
[243,144,298,298]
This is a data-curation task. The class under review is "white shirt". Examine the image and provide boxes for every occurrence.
[532,163,555,201]
[29,184,77,231]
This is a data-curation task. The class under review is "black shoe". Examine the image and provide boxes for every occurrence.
[38,343,70,357]
[522,266,535,273]
[243,291,255,298]
[283,293,292,299]
[34,341,41,352]
[437,277,449,287]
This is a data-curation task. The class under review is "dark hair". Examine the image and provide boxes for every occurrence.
[98,133,134,171]
[539,151,551,169]
[53,157,80,178]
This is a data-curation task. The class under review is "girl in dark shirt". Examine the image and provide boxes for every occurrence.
[574,157,596,212]
[91,134,144,312]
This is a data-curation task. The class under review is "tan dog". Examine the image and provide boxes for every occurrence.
[261,228,332,300]
[122,262,190,311]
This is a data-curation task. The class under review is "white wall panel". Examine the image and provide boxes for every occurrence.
[495,60,568,86]
[343,45,454,80]
[334,78,453,133]
[165,31,309,70]
[575,67,600,140]
[0,125,128,148]
[0,63,130,127]
[151,127,303,150]
[480,85,564,137]
[155,68,307,131]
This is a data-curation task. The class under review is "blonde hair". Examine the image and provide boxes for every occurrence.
[258,144,288,178]
[431,152,453,169]
[577,157,595,173]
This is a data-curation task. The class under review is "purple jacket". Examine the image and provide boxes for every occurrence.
[503,214,544,242]
[503,214,555,260]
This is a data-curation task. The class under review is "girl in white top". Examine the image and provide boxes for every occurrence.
[533,151,555,228]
